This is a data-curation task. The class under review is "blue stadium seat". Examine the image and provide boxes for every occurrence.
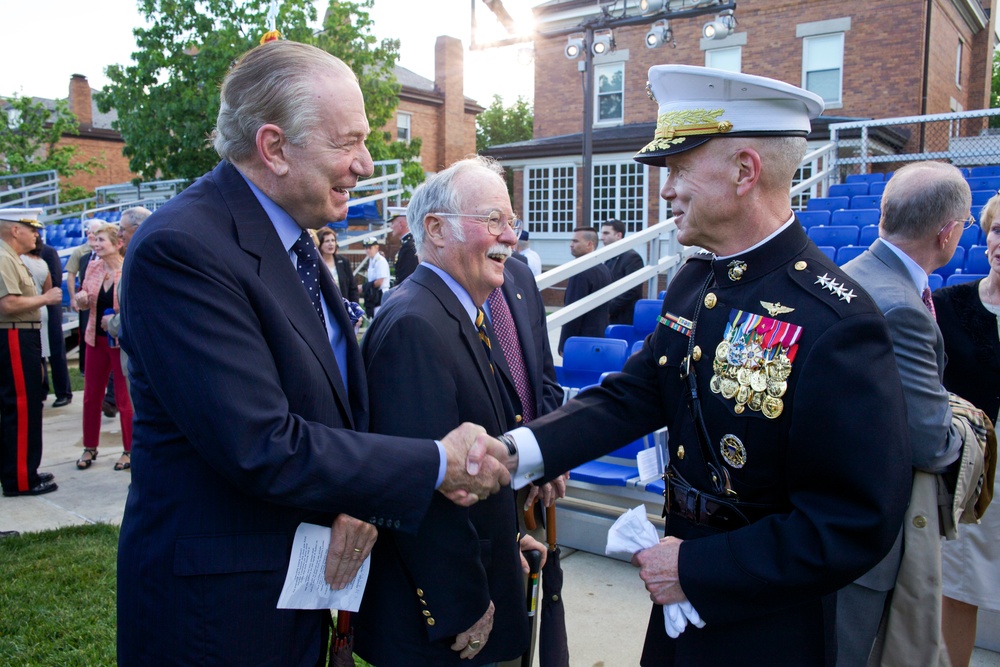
[796,210,830,228]
[568,460,635,486]
[646,477,666,495]
[631,340,644,356]
[958,226,981,249]
[835,246,866,265]
[965,245,989,274]
[832,209,880,227]
[966,176,1000,192]
[845,173,885,184]
[928,273,943,291]
[859,225,879,246]
[556,337,629,389]
[868,181,887,195]
[817,245,836,261]
[806,197,850,212]
[808,225,859,248]
[972,190,996,210]
[604,324,637,348]
[346,200,379,220]
[946,273,986,287]
[851,195,882,209]
[569,433,656,486]
[933,246,965,278]
[657,290,666,299]
[632,299,663,339]
[970,166,1000,179]
[829,183,869,198]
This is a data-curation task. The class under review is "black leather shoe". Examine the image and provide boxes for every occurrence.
[52,396,72,408]
[102,400,118,418]
[37,472,54,484]
[3,481,58,497]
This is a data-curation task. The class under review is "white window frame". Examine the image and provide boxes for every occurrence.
[797,18,850,110]
[524,164,577,236]
[955,40,964,88]
[705,46,742,72]
[802,33,844,108]
[591,159,647,233]
[396,111,412,144]
[594,61,625,126]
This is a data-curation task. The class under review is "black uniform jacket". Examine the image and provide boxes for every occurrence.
[529,221,913,666]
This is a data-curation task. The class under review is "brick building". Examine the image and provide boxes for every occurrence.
[484,0,998,267]
[392,36,484,173]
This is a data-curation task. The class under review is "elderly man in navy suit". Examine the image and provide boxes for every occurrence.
[356,157,550,665]
[117,41,508,667]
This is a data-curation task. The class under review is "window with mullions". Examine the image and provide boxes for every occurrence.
[595,62,624,125]
[802,33,844,106]
[526,165,576,234]
[592,161,645,233]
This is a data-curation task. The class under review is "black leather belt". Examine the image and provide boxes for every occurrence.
[664,466,785,531]
[0,322,41,330]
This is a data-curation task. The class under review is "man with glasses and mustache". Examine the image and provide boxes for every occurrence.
[838,160,970,666]
[356,156,547,666]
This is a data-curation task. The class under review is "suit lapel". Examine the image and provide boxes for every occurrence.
[412,267,507,431]
[215,162,354,428]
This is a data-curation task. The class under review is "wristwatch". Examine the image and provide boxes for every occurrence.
[498,433,518,458]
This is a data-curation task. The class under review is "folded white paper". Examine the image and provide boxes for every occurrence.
[277,523,370,611]
[605,505,705,638]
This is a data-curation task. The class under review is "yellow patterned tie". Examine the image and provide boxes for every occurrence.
[476,308,493,373]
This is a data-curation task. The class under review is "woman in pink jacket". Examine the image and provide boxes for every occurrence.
[74,223,133,471]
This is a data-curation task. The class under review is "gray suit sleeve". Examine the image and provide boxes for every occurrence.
[882,303,962,472]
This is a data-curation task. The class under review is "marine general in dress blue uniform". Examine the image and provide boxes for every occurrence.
[483,66,913,666]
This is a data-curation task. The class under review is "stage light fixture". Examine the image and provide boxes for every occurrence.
[702,10,736,40]
[639,0,668,15]
[592,29,614,55]
[565,33,585,59]
[645,20,672,48]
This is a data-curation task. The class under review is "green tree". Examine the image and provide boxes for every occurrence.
[98,0,422,190]
[476,95,533,152]
[0,95,99,180]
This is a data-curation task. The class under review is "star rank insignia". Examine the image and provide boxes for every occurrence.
[815,273,857,304]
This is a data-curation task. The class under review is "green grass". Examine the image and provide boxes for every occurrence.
[0,524,373,666]
[0,524,118,666]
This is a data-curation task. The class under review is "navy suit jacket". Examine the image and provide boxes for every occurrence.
[117,161,441,666]
[558,262,612,354]
[356,264,529,666]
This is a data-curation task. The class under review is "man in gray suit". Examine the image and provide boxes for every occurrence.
[838,160,968,666]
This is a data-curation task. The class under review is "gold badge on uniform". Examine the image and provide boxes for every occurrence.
[720,434,747,469]
[727,260,747,282]
[709,309,803,420]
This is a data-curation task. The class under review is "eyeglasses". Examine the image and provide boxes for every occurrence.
[431,211,522,237]
[939,215,975,237]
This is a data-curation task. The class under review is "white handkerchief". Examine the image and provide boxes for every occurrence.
[605,505,660,558]
[605,505,705,638]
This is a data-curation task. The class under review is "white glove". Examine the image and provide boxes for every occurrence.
[606,506,705,639]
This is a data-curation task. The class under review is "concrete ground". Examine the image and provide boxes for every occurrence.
[3,396,999,666]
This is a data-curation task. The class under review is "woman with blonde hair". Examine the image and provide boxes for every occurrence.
[75,223,134,471]
[935,192,1000,667]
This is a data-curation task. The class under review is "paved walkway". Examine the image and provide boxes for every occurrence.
[3,397,999,666]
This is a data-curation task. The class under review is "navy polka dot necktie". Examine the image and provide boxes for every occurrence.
[291,231,327,328]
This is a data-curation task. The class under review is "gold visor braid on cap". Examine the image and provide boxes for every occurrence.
[639,108,733,154]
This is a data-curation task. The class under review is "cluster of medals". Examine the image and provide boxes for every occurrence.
[710,310,803,420]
